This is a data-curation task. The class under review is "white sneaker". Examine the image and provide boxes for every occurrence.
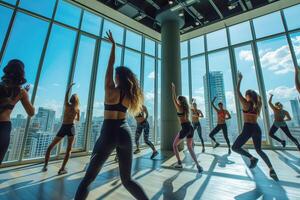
[174,163,183,169]
[58,169,68,175]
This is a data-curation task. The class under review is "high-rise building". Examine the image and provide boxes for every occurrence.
[35,107,56,132]
[29,131,54,158]
[290,99,300,126]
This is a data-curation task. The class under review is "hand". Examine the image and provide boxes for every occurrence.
[69,83,75,88]
[213,96,217,101]
[171,82,175,90]
[237,71,243,81]
[105,30,115,45]
[269,93,273,97]
[24,85,30,92]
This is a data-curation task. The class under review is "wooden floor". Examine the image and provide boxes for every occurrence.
[0,146,300,200]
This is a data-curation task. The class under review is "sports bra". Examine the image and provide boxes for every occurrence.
[0,104,14,110]
[136,111,144,118]
[217,110,226,120]
[192,109,200,117]
[243,103,258,115]
[177,112,185,117]
[104,92,128,113]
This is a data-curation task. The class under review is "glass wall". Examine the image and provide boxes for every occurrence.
[181,3,300,148]
[0,0,160,165]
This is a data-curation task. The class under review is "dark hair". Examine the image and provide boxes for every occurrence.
[115,66,143,115]
[245,89,262,114]
[0,59,26,99]
[218,102,223,106]
[178,96,189,116]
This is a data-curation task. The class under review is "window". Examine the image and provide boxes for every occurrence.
[69,35,96,150]
[1,13,49,162]
[89,41,122,151]
[158,43,161,58]
[206,28,228,51]
[229,21,253,45]
[253,12,284,39]
[81,10,102,35]
[157,60,161,143]
[284,4,300,31]
[0,5,12,51]
[290,32,300,65]
[55,0,81,28]
[125,30,142,51]
[208,50,238,143]
[124,49,141,79]
[102,20,124,45]
[1,0,16,5]
[257,36,298,147]
[181,41,188,58]
[23,25,76,160]
[190,36,204,56]
[19,0,56,18]
[181,59,189,98]
[145,38,155,56]
[190,55,209,143]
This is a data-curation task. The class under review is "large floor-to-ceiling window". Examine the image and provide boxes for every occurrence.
[0,0,160,165]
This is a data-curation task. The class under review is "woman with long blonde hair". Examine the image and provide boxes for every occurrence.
[75,31,148,200]
[42,83,80,175]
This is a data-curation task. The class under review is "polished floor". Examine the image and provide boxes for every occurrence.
[0,146,299,200]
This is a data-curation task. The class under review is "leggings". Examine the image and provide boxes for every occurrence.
[75,119,148,200]
[232,123,273,168]
[0,121,12,165]
[269,124,300,146]
[209,123,230,148]
[135,120,155,150]
[192,121,204,149]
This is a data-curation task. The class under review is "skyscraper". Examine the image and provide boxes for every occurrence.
[35,107,56,132]
[290,99,300,126]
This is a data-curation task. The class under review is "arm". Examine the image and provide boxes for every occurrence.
[225,110,231,120]
[65,83,75,106]
[76,111,80,122]
[237,72,248,107]
[105,31,116,90]
[295,65,300,93]
[211,97,218,112]
[171,83,180,110]
[20,86,35,117]
[268,94,276,111]
[284,111,292,121]
[144,106,149,119]
[198,110,204,118]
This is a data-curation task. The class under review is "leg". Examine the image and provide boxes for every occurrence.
[59,136,75,172]
[0,123,11,165]
[173,133,184,164]
[186,138,200,166]
[75,126,116,200]
[143,121,156,151]
[269,125,283,143]
[222,124,231,149]
[209,125,221,144]
[43,137,63,169]
[281,126,300,146]
[135,123,142,150]
[117,123,149,200]
[232,125,253,159]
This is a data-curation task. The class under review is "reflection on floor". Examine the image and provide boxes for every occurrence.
[0,147,300,200]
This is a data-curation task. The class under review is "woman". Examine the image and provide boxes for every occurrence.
[268,94,300,150]
[75,31,148,200]
[0,59,35,164]
[42,83,80,175]
[134,105,159,159]
[191,98,205,153]
[172,83,203,173]
[209,97,231,154]
[232,72,277,179]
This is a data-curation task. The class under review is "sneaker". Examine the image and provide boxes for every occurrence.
[297,145,300,151]
[249,157,258,169]
[282,140,286,148]
[150,151,159,159]
[270,169,278,181]
[228,148,231,155]
[58,169,68,175]
[213,143,220,149]
[42,166,47,172]
[202,148,205,153]
[133,149,141,154]
[174,163,183,169]
[197,165,203,173]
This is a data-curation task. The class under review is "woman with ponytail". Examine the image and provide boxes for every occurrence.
[232,71,277,180]
[171,83,203,173]
[75,31,148,200]
[0,59,35,164]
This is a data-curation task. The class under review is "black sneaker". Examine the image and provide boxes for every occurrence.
[270,169,278,181]
[282,140,286,148]
[228,148,231,155]
[150,151,159,159]
[249,157,258,169]
[197,165,203,173]
[42,166,47,172]
[297,145,300,151]
[174,162,183,169]
[202,148,205,153]
[133,149,141,154]
[213,143,220,149]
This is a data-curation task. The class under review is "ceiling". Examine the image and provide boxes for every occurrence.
[96,0,280,34]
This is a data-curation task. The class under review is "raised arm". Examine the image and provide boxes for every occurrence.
[237,71,248,107]
[171,83,180,110]
[105,31,116,90]
[268,94,276,111]
[65,83,75,106]
[284,111,292,121]
[143,105,149,119]
[20,85,35,117]
[295,65,300,93]
[211,97,218,112]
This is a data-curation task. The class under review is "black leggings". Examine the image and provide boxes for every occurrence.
[135,120,155,150]
[193,121,204,148]
[232,123,273,168]
[209,123,230,148]
[269,124,300,146]
[0,121,12,165]
[75,119,148,200]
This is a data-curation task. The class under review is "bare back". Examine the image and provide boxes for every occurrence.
[63,104,79,124]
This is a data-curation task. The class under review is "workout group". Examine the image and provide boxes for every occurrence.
[1,31,300,200]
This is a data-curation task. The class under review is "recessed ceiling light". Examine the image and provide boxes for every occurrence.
[179,11,184,17]
[168,0,174,5]
[195,21,200,26]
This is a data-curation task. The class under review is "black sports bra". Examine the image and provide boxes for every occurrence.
[0,104,14,111]
[243,103,258,115]
[177,112,185,117]
[104,92,128,113]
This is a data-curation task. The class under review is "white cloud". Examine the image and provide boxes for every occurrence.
[147,71,155,79]
[225,91,236,112]
[239,50,253,62]
[52,83,60,87]
[145,92,154,101]
[267,86,297,100]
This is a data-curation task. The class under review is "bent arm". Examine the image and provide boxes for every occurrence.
[20,90,35,117]
[226,110,231,120]
[199,110,204,118]
[268,95,276,111]
[285,111,292,121]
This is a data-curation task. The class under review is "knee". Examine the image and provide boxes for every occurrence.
[231,143,238,152]
[120,176,132,187]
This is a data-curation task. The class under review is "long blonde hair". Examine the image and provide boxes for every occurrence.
[70,94,80,111]
[116,66,143,116]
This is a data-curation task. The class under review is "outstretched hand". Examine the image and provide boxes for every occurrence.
[69,83,75,88]
[269,93,274,97]
[105,30,115,45]
[237,71,243,81]
[171,82,176,89]
[24,85,30,92]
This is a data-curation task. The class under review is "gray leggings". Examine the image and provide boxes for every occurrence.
[75,119,149,200]
[135,120,155,150]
